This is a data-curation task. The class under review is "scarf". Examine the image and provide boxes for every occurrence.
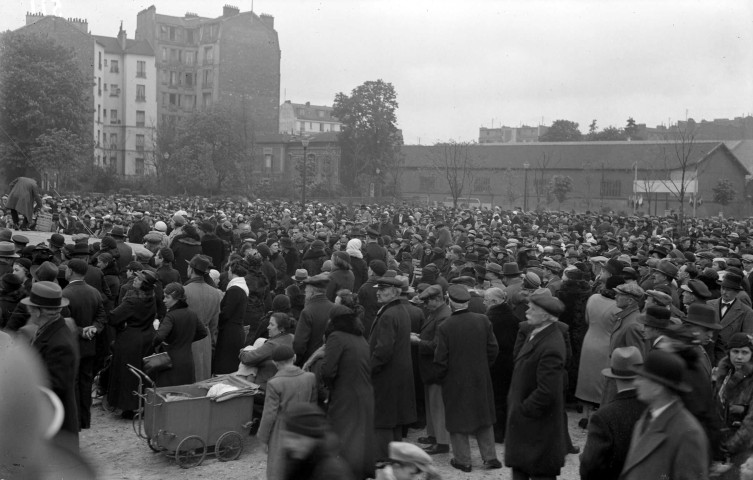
[346,239,363,259]
[227,276,249,295]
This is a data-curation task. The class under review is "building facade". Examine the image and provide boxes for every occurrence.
[479,125,549,144]
[400,141,751,217]
[135,5,280,133]
[279,101,342,135]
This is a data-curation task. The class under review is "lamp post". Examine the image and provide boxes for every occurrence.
[523,162,530,211]
[375,167,381,198]
[301,138,310,209]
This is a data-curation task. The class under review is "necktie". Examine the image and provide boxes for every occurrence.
[639,409,652,435]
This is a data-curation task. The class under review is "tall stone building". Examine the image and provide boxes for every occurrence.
[135,4,281,133]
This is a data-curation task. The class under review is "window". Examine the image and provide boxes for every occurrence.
[136,61,146,78]
[102,133,106,144]
[136,134,145,152]
[169,71,178,86]
[110,110,118,124]
[136,84,145,102]
[419,176,436,190]
[104,83,107,91]
[103,109,107,118]
[185,73,193,87]
[110,133,117,148]
[110,60,119,73]
[186,29,195,44]
[185,51,195,66]
[169,26,176,41]
[297,108,305,116]
[97,130,100,146]
[318,110,324,118]
[299,121,305,132]
[474,177,491,192]
[204,46,214,64]
[97,105,100,123]
[161,47,167,61]
[109,154,116,165]
[161,70,168,85]
[600,180,622,197]
[98,52,102,70]
[202,69,212,87]
[135,158,145,176]
[169,93,177,106]
[97,77,101,96]
[110,84,119,96]
[203,92,212,107]
[160,25,168,40]
[162,93,168,106]
[264,153,272,173]
[183,95,195,110]
[136,111,145,127]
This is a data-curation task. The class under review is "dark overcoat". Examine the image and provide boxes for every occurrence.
[357,276,380,335]
[434,308,498,433]
[368,298,416,428]
[213,284,247,374]
[171,236,202,283]
[152,302,208,387]
[579,389,644,480]
[32,316,80,443]
[504,321,567,477]
[107,293,156,411]
[62,281,107,358]
[5,176,42,220]
[417,304,451,384]
[293,294,334,366]
[325,268,354,302]
[320,326,375,479]
[486,302,520,439]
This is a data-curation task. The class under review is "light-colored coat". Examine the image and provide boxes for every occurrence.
[576,293,619,404]
[257,365,317,480]
[184,277,222,381]
[619,401,709,480]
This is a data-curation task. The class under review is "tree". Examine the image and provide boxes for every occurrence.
[0,32,90,180]
[503,167,520,207]
[587,119,598,140]
[625,117,642,140]
[333,79,401,195]
[548,175,574,209]
[713,178,736,207]
[655,122,701,235]
[539,120,582,142]
[29,128,89,190]
[594,126,627,141]
[429,141,475,209]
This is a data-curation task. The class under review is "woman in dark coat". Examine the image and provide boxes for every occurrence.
[107,270,158,418]
[243,255,272,340]
[95,252,120,309]
[320,305,375,480]
[152,282,208,387]
[556,275,592,402]
[0,273,25,329]
[213,259,248,374]
[326,252,354,302]
[171,225,203,283]
[346,239,368,292]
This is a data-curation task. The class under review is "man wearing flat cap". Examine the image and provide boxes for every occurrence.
[580,346,645,480]
[434,284,501,472]
[505,288,568,479]
[708,271,753,364]
[369,271,417,461]
[184,254,222,380]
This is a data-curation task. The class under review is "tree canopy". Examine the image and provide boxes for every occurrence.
[539,120,582,142]
[333,79,402,195]
[0,32,91,181]
[713,178,736,206]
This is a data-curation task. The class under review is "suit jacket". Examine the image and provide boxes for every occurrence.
[709,297,753,362]
[619,401,709,480]
[580,389,645,480]
[62,280,107,358]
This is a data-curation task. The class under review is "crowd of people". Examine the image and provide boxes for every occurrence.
[4,177,753,479]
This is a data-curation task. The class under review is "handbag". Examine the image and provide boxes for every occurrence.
[143,343,172,375]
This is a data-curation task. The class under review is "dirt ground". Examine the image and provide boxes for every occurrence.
[80,402,587,480]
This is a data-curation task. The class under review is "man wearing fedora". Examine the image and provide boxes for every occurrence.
[501,262,524,313]
[505,288,568,480]
[26,281,80,451]
[709,272,753,364]
[580,346,645,480]
[640,306,673,353]
[650,259,680,309]
[682,303,721,376]
[184,254,222,380]
[433,284,501,472]
[619,350,709,480]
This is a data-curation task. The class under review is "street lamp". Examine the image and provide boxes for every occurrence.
[375,167,381,198]
[301,137,310,208]
[523,162,530,211]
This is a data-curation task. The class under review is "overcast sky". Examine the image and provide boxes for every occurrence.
[3,0,752,144]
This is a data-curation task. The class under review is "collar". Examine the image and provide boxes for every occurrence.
[68,279,85,284]
[530,321,555,339]
[650,400,676,420]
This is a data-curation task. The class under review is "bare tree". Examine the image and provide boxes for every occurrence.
[532,152,555,210]
[503,167,520,207]
[429,140,475,209]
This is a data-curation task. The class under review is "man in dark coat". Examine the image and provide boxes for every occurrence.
[709,272,753,363]
[198,221,225,271]
[369,271,416,460]
[484,287,519,443]
[411,284,451,454]
[434,284,501,473]
[5,176,42,229]
[580,346,644,480]
[109,227,133,283]
[62,260,106,430]
[364,229,387,266]
[357,260,386,335]
[26,281,80,451]
[127,212,149,244]
[505,288,567,480]
[293,274,334,366]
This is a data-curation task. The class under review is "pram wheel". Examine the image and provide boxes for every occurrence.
[175,435,206,468]
[147,437,161,453]
[216,431,243,461]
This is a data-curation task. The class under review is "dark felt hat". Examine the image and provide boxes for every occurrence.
[447,284,471,303]
[634,350,691,393]
[21,281,69,308]
[684,304,721,330]
[639,306,672,330]
[302,273,331,288]
[501,262,522,276]
[375,270,403,287]
[189,254,212,274]
[602,346,643,379]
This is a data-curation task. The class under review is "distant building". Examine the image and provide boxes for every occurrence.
[479,125,549,144]
[135,5,281,133]
[279,101,342,135]
[18,14,157,177]
[677,117,753,141]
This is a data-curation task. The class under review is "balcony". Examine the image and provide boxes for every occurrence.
[136,72,146,78]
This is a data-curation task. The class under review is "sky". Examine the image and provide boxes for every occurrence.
[2,0,752,144]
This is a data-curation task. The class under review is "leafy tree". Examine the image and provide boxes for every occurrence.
[29,128,89,190]
[593,126,627,141]
[333,79,402,195]
[713,178,736,206]
[625,117,642,140]
[0,32,90,180]
[428,141,475,209]
[587,119,598,140]
[548,175,574,209]
[539,120,582,142]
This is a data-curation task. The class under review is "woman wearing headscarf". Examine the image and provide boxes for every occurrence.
[213,259,248,374]
[326,252,354,303]
[107,270,158,419]
[346,239,367,292]
[320,304,375,479]
[152,282,208,387]
[713,333,753,479]
[171,224,202,283]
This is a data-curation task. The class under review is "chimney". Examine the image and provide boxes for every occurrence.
[25,12,44,26]
[223,4,239,17]
[117,21,127,50]
[67,17,89,33]
[305,101,310,106]
[185,12,198,18]
[259,13,274,28]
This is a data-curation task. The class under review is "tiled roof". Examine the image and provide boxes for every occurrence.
[284,102,339,123]
[94,35,154,56]
[402,141,739,172]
